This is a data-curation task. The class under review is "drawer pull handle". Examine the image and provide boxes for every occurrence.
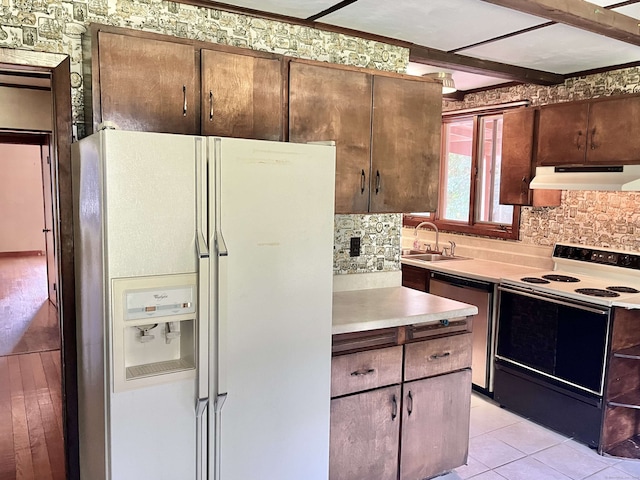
[407,391,413,416]
[429,352,451,360]
[391,394,398,420]
[350,368,375,377]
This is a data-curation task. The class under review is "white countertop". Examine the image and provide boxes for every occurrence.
[401,257,545,283]
[332,286,478,335]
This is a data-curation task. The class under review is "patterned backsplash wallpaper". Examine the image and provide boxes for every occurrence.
[521,192,640,251]
[334,214,401,274]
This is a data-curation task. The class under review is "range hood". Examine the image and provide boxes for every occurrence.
[529,165,640,191]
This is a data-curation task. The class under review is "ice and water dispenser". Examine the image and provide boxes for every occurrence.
[111,273,197,391]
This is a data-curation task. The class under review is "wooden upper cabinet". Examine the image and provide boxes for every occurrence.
[96,31,198,134]
[201,49,283,140]
[500,108,560,207]
[289,61,372,213]
[500,108,535,205]
[371,75,441,213]
[587,95,640,164]
[537,94,640,166]
[536,102,589,166]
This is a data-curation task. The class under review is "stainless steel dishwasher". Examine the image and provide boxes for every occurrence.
[429,271,496,392]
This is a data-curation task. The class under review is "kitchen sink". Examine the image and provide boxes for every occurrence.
[402,253,470,262]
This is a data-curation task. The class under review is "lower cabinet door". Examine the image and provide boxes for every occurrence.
[330,385,401,480]
[400,369,472,480]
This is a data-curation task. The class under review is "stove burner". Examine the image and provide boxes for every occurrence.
[575,288,620,298]
[542,274,581,283]
[521,277,551,284]
[607,286,640,294]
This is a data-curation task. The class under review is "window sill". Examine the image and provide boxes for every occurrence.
[404,213,520,241]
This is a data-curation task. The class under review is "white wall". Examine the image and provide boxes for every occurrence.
[0,143,46,253]
[0,86,52,131]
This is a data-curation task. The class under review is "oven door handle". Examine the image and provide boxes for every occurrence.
[498,285,610,315]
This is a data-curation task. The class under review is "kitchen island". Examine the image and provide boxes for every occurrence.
[330,286,478,480]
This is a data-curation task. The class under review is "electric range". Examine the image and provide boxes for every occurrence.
[494,243,640,448]
[500,243,640,307]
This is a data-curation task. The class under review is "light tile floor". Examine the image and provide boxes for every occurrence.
[437,392,640,480]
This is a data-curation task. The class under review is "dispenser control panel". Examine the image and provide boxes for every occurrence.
[124,284,196,320]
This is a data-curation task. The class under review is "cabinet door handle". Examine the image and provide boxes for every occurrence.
[429,351,451,360]
[590,127,598,150]
[350,368,375,377]
[576,130,583,150]
[183,85,187,117]
[360,169,366,194]
[209,90,214,121]
[391,394,398,420]
[407,390,413,416]
[375,170,381,194]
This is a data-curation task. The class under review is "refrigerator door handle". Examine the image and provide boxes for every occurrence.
[214,138,228,257]
[213,137,229,397]
[214,393,227,480]
[195,138,210,401]
[195,398,208,480]
[196,235,210,400]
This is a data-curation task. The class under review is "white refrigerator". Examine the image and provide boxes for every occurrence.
[72,129,336,480]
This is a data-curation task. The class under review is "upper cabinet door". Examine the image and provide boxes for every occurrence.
[289,61,372,214]
[536,102,589,166]
[587,95,640,164]
[201,49,283,140]
[500,108,561,207]
[370,76,441,213]
[500,108,535,205]
[97,32,198,134]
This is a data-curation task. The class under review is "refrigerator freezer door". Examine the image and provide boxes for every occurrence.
[75,129,200,480]
[210,137,335,480]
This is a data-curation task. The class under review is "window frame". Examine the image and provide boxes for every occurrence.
[404,104,524,241]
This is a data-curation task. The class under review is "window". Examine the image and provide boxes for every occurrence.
[405,107,521,240]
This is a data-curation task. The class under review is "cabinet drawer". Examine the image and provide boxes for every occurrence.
[331,346,403,397]
[404,333,472,381]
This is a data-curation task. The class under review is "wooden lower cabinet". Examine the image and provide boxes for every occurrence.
[330,328,472,480]
[330,385,401,480]
[400,369,472,480]
[401,264,430,292]
[600,308,640,459]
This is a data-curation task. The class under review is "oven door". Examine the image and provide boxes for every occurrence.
[496,285,611,396]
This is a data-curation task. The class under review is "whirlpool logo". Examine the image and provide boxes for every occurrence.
[153,293,168,300]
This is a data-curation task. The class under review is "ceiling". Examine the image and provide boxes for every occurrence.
[206,0,640,98]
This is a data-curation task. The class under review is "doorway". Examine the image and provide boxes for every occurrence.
[0,110,64,480]
[0,50,77,480]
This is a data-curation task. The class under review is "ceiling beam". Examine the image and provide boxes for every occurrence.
[410,45,565,85]
[479,0,640,46]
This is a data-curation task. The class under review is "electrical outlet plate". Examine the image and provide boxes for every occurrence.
[350,237,361,257]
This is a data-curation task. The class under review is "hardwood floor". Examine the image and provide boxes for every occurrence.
[0,256,60,356]
[0,256,65,480]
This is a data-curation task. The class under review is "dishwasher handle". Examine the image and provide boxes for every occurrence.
[430,272,493,292]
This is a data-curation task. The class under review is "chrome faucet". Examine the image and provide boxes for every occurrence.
[448,240,456,257]
[414,221,439,253]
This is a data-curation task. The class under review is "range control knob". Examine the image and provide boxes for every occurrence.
[620,254,632,267]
